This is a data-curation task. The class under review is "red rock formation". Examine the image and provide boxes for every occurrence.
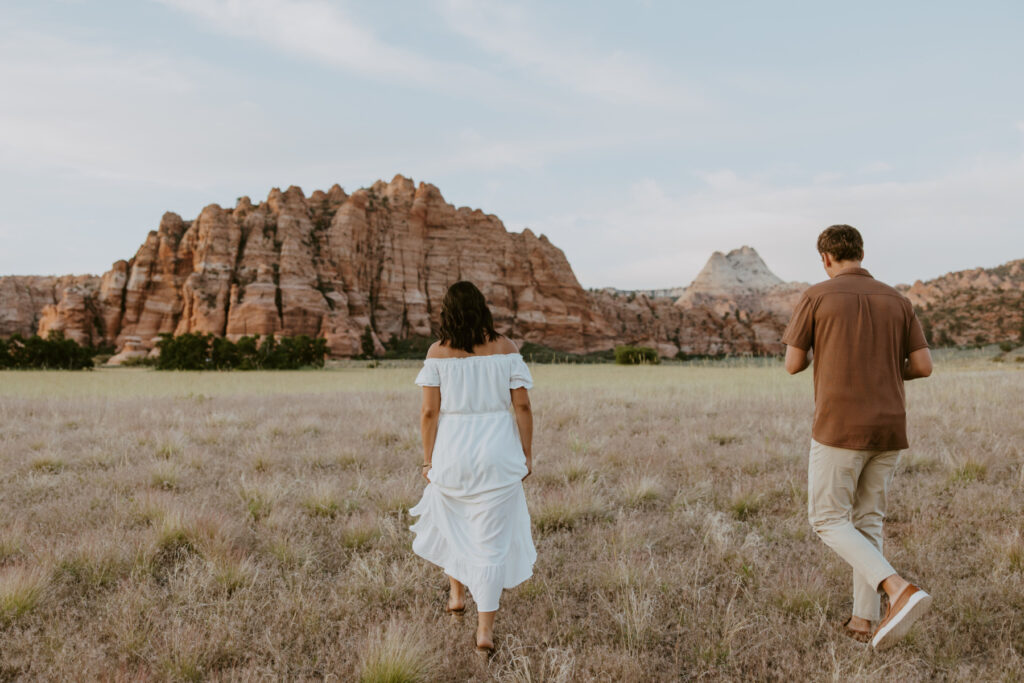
[2,176,610,357]
[898,260,1024,346]
[1,275,100,343]
[5,176,1014,358]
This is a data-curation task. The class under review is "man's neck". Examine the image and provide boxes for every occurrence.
[826,260,862,278]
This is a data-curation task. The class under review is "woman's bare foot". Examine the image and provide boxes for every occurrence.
[447,576,465,613]
[476,611,496,651]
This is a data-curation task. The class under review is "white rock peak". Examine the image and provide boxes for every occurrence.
[685,245,784,295]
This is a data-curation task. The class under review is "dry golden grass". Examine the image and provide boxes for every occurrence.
[0,354,1022,680]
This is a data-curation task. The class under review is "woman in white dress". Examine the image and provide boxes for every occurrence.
[409,281,536,654]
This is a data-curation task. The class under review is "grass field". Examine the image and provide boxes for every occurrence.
[0,355,1022,680]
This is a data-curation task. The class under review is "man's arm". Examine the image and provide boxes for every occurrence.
[903,347,932,380]
[785,345,812,374]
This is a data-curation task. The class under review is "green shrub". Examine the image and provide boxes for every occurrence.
[0,331,94,370]
[155,333,327,370]
[382,335,433,359]
[519,342,616,364]
[360,325,376,359]
[614,345,660,365]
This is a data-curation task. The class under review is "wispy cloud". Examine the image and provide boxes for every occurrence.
[156,0,486,90]
[0,29,218,185]
[435,0,704,110]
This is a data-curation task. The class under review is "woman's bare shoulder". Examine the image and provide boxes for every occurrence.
[495,336,520,354]
[425,341,449,359]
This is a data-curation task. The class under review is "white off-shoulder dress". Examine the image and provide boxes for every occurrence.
[409,353,536,612]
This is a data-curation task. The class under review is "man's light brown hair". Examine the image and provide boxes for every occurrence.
[817,224,864,262]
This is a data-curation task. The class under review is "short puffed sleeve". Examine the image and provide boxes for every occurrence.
[509,355,533,390]
[414,359,441,387]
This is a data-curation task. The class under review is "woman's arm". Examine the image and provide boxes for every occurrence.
[420,386,441,481]
[511,387,532,479]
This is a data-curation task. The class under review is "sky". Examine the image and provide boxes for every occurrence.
[1,0,1023,289]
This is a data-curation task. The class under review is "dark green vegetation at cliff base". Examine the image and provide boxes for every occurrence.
[0,331,99,370]
[155,333,327,370]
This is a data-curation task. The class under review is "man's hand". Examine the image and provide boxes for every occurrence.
[785,345,812,374]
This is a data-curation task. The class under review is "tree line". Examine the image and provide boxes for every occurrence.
[154,333,328,370]
[0,332,97,369]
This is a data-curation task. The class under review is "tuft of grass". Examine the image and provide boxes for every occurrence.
[301,484,342,518]
[363,428,401,448]
[773,588,827,617]
[951,460,987,484]
[55,543,127,591]
[155,443,181,459]
[604,587,655,653]
[622,475,664,507]
[730,492,762,521]
[709,433,740,446]
[237,479,282,522]
[558,455,592,483]
[0,566,48,622]
[533,488,607,534]
[0,531,25,563]
[157,623,238,682]
[208,550,257,594]
[342,517,380,550]
[1005,533,1024,573]
[568,432,592,454]
[268,534,315,569]
[154,510,197,557]
[358,620,440,683]
[150,461,182,490]
[30,457,65,474]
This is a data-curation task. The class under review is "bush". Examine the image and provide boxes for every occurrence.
[519,342,615,364]
[614,345,660,365]
[156,333,327,370]
[0,332,94,370]
[360,326,375,359]
[381,335,434,359]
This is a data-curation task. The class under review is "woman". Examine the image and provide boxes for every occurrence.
[409,281,536,654]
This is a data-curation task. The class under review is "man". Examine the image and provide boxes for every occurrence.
[782,225,933,650]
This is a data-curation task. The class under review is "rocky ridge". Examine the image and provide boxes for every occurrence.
[0,177,796,359]
[3,176,1020,359]
[899,260,1024,347]
[2,176,616,359]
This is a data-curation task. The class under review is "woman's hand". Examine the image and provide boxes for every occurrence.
[522,456,532,481]
[421,464,431,483]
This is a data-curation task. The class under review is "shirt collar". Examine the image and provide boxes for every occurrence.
[834,266,872,279]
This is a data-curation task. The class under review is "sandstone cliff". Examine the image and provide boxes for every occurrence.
[899,260,1024,347]
[0,275,100,343]
[5,177,1017,359]
[3,176,611,358]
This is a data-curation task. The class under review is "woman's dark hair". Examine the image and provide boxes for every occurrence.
[437,281,499,353]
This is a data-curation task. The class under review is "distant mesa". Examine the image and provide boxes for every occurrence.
[1,176,1021,359]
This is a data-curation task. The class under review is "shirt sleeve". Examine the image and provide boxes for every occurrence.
[781,293,815,350]
[414,360,441,387]
[907,309,929,352]
[509,355,534,390]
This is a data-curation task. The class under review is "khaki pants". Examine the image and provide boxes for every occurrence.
[807,439,899,622]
